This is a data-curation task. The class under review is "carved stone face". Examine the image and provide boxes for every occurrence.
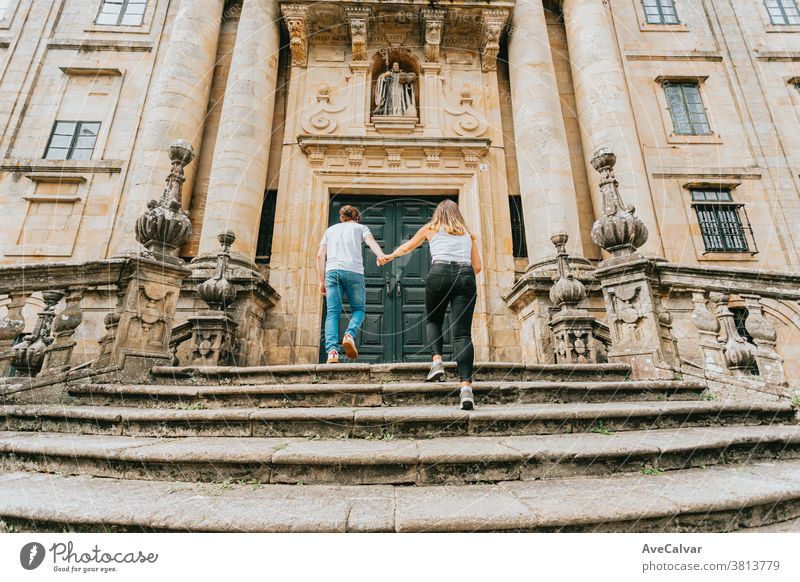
[391,62,400,72]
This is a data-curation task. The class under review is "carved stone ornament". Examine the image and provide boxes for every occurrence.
[548,233,586,311]
[710,292,757,372]
[444,85,489,137]
[198,231,238,311]
[282,4,308,68]
[346,8,369,62]
[423,9,445,63]
[301,84,346,135]
[590,148,649,258]
[135,140,195,264]
[742,294,787,386]
[480,10,508,72]
[11,290,63,377]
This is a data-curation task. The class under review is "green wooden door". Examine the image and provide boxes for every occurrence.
[320,196,455,363]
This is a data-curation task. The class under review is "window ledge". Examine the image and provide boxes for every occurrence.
[0,159,124,174]
[697,252,759,262]
[639,22,689,33]
[667,133,723,145]
[83,24,149,35]
[47,38,153,52]
[765,24,800,33]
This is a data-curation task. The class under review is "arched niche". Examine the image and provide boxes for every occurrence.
[369,50,420,123]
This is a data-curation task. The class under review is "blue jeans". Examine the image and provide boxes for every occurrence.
[324,269,366,353]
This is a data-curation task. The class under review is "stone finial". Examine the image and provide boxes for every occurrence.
[549,233,586,311]
[709,292,757,372]
[197,231,237,311]
[135,140,195,264]
[11,290,64,376]
[590,148,648,258]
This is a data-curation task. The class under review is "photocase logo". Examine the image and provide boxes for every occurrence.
[20,542,46,570]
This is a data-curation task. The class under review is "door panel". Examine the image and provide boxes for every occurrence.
[320,195,455,363]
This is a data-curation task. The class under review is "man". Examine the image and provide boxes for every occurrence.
[317,205,386,363]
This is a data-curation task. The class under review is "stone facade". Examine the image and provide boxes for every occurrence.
[0,0,799,391]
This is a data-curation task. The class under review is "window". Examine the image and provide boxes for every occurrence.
[663,81,711,136]
[255,190,278,264]
[690,189,755,253]
[508,195,528,259]
[44,121,101,160]
[0,0,9,20]
[764,0,800,25]
[642,0,680,25]
[96,0,147,26]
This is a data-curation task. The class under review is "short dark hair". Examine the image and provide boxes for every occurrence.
[340,205,361,222]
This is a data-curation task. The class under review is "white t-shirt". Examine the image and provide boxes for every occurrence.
[320,221,372,274]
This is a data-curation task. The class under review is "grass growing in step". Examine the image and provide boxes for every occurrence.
[791,396,800,408]
[0,520,17,533]
[365,429,395,441]
[641,466,665,476]
[590,421,615,436]
[673,372,684,381]
[177,402,207,410]
[700,392,716,401]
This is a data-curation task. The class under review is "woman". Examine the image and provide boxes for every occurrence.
[380,200,482,410]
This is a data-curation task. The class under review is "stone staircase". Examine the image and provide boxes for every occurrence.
[1,362,799,532]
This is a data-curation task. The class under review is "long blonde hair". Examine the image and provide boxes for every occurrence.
[428,199,474,238]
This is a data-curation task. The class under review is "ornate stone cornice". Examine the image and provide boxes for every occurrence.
[281,4,309,68]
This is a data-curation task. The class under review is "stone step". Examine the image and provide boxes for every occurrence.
[1,401,793,438]
[2,426,798,486]
[149,361,631,385]
[67,380,706,408]
[2,460,800,532]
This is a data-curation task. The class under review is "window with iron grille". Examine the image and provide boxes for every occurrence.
[43,121,101,160]
[691,189,755,254]
[96,0,147,26]
[764,0,800,25]
[508,195,528,259]
[663,81,712,136]
[642,0,680,24]
[255,190,278,264]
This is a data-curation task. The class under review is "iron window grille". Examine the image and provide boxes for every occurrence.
[764,0,800,25]
[690,189,757,254]
[96,0,147,26]
[663,81,712,136]
[508,195,528,259]
[43,121,101,160]
[642,0,680,25]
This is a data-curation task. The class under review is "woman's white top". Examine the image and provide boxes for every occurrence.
[429,229,472,263]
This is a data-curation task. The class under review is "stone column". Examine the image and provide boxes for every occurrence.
[508,0,584,263]
[112,0,225,256]
[562,0,662,256]
[197,0,281,261]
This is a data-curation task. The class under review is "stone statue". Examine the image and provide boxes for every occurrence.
[373,62,417,117]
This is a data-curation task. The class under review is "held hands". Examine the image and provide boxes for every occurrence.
[377,253,393,267]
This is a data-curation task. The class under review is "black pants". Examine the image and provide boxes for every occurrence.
[425,262,477,382]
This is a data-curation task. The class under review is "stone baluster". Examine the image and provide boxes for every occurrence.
[188,231,239,366]
[689,289,726,374]
[0,292,27,376]
[508,0,585,263]
[742,294,788,386]
[548,233,601,364]
[41,286,85,375]
[562,0,661,256]
[591,150,677,378]
[11,291,64,377]
[197,0,281,262]
[111,0,226,255]
[710,292,758,378]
